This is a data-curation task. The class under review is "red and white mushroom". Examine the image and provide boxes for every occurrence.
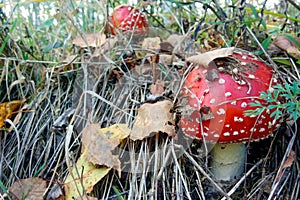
[109,5,149,35]
[180,49,280,181]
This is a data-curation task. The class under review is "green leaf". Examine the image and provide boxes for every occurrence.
[0,19,18,55]
[261,36,272,51]
[43,18,54,27]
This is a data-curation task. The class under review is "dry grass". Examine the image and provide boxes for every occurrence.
[0,1,299,199]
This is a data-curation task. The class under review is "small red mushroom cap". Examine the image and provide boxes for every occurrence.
[109,5,149,35]
[180,51,279,143]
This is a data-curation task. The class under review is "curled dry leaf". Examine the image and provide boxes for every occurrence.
[275,150,295,182]
[272,35,300,59]
[130,100,175,141]
[81,123,130,172]
[72,33,107,48]
[0,100,23,128]
[186,47,235,68]
[9,177,47,200]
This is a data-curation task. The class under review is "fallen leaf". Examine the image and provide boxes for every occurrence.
[0,100,23,128]
[166,34,187,53]
[159,41,174,53]
[81,124,130,172]
[158,54,181,65]
[275,150,295,182]
[130,100,175,141]
[286,46,300,59]
[272,35,300,59]
[142,37,161,52]
[64,153,111,200]
[273,35,300,50]
[150,80,164,95]
[186,47,235,68]
[9,177,47,200]
[72,33,106,48]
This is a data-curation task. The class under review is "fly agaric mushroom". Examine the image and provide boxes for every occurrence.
[109,5,149,35]
[180,49,280,181]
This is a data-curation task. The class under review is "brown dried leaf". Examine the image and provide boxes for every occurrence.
[150,80,164,95]
[186,47,235,68]
[0,100,23,128]
[130,100,175,141]
[9,177,47,200]
[81,123,130,172]
[142,37,161,52]
[72,33,106,48]
[275,150,295,182]
[159,54,180,65]
[166,34,186,53]
[160,41,174,53]
[274,35,293,50]
[273,35,300,59]
[286,46,300,59]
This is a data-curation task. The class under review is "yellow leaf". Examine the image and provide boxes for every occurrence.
[64,152,111,200]
[0,100,22,128]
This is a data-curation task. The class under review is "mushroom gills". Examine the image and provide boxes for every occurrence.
[210,143,246,181]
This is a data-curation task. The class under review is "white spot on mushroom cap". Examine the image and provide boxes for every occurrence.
[210,98,216,104]
[187,127,195,132]
[213,134,220,138]
[231,101,237,105]
[225,92,232,97]
[241,102,247,108]
[225,124,230,128]
[259,128,266,132]
[241,61,247,66]
[219,78,225,84]
[233,131,239,135]
[242,55,247,59]
[250,128,257,132]
[240,130,245,133]
[234,116,244,122]
[248,74,255,79]
[217,108,226,115]
[224,132,230,136]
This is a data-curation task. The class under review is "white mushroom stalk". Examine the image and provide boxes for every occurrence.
[210,143,246,181]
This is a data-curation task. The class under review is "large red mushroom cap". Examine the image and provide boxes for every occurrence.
[180,50,279,143]
[109,5,149,35]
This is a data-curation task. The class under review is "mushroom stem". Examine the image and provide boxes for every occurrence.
[210,143,246,181]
